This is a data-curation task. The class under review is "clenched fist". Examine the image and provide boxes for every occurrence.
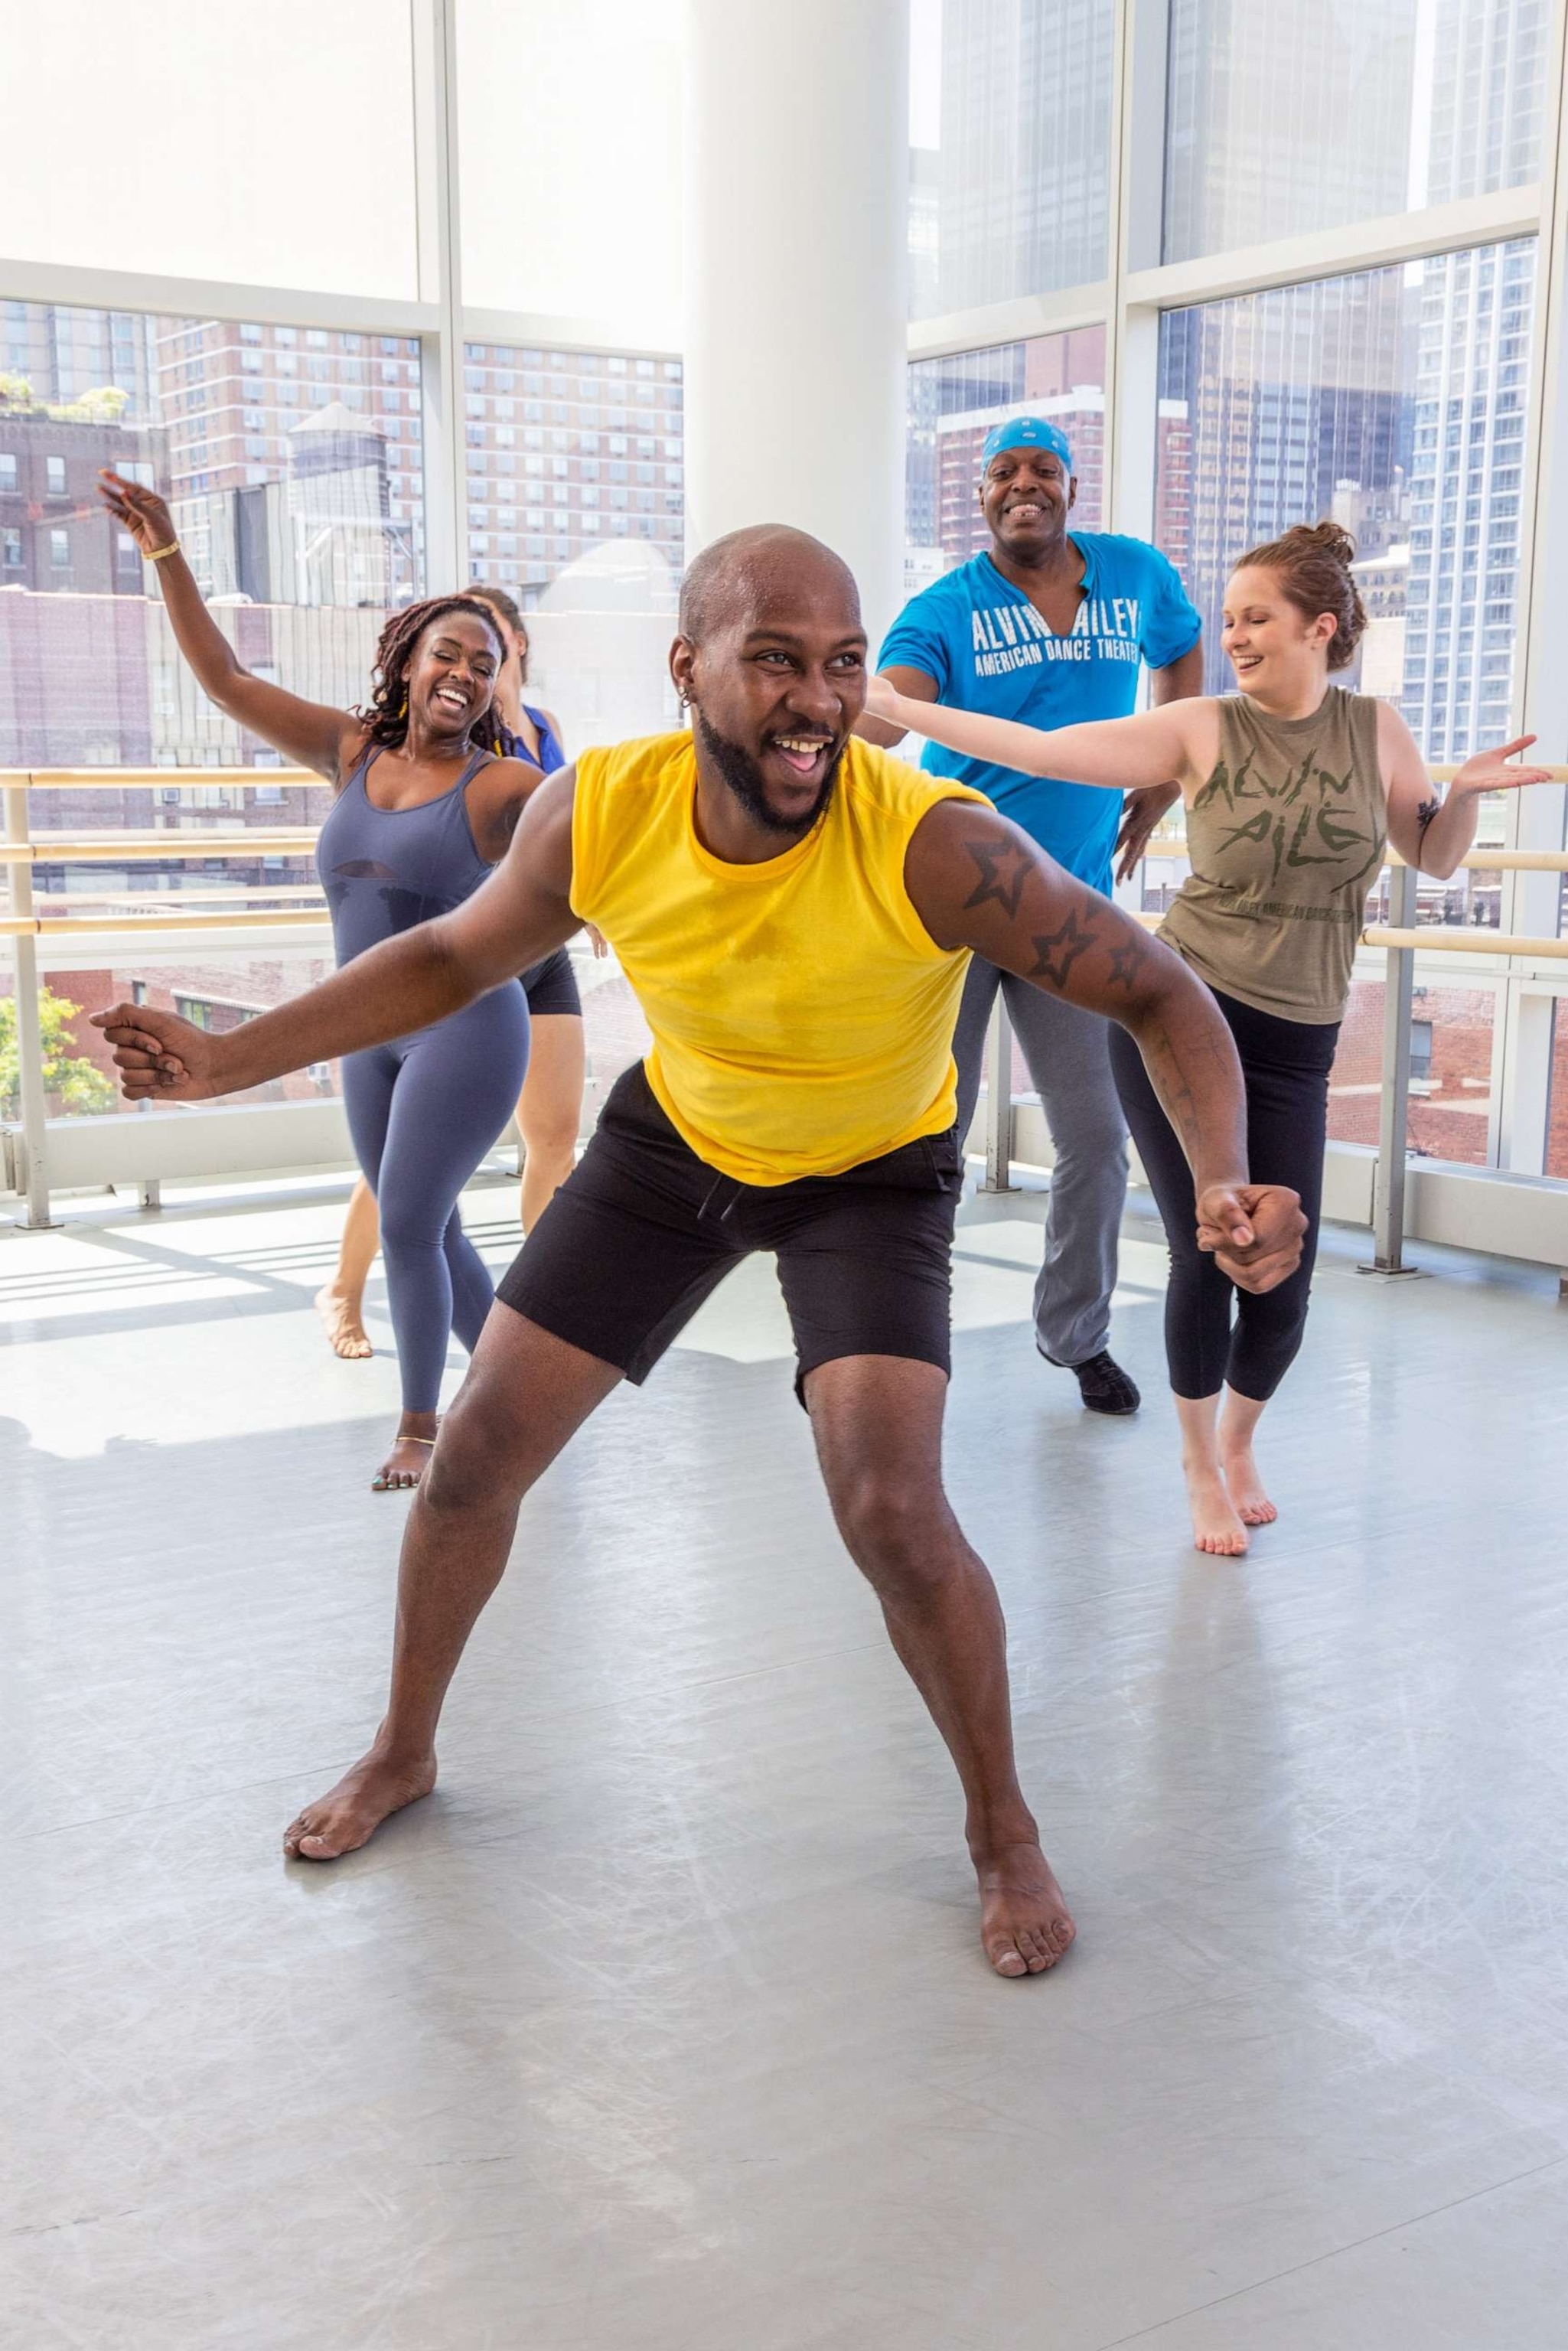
[1194,1183,1307,1293]
[90,1003,227,1102]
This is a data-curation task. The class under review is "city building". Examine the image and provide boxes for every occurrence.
[927,0,1113,312]
[0,383,164,597]
[460,341,684,605]
[1162,0,1417,261]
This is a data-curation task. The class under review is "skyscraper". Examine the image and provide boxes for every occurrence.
[1400,0,1546,759]
[1162,0,1418,263]
[931,0,1113,315]
[459,343,684,603]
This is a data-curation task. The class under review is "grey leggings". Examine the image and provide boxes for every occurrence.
[341,983,530,1414]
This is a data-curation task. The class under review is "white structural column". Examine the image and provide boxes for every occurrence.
[412,0,465,593]
[683,0,911,650]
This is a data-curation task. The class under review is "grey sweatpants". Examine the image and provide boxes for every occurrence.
[952,954,1129,1367]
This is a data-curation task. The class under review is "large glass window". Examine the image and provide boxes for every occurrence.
[908,0,1115,318]
[0,298,427,1116]
[0,2,419,300]
[1155,241,1537,775]
[905,327,1107,593]
[457,0,684,344]
[1163,0,1547,265]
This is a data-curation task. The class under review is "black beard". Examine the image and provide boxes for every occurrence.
[694,707,842,836]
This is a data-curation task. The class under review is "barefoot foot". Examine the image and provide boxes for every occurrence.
[975,1841,1077,1978]
[372,1423,438,1492]
[1185,1460,1250,1557]
[1221,1444,1277,1527]
[315,1284,372,1361]
[284,1747,437,1861]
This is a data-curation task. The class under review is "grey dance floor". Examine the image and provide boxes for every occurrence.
[4,1169,1567,2348]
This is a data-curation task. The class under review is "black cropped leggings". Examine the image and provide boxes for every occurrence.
[1109,986,1340,1404]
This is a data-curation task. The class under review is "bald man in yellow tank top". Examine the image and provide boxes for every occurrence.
[93,528,1305,1982]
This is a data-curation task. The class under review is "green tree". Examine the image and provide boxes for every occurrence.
[0,987,116,1119]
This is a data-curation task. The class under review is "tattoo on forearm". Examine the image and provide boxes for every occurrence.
[1145,1025,1202,1150]
[1104,929,1152,991]
[1028,907,1098,990]
[961,838,1034,919]
[1416,794,1441,837]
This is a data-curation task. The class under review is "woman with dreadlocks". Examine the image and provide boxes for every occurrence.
[316,584,593,1365]
[99,471,543,1492]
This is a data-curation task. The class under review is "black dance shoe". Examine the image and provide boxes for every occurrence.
[1041,1346,1141,1417]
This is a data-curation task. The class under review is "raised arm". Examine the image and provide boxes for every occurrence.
[99,471,360,781]
[905,799,1306,1291]
[1378,704,1555,879]
[94,769,582,1101]
[865,672,1215,793]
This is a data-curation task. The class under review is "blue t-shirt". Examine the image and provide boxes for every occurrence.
[879,536,1202,895]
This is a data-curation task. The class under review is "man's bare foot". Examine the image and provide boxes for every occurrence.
[974,1841,1077,1978]
[372,1418,438,1492]
[315,1283,372,1361]
[1185,1459,1250,1557]
[283,1746,437,1861]
[1221,1442,1277,1527]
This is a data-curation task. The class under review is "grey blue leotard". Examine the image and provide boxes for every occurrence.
[317,745,530,1413]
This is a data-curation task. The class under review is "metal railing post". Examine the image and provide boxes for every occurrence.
[981,995,1015,1193]
[1361,861,1423,1280]
[4,783,56,1230]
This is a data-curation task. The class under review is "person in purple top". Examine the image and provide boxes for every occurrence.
[316,585,598,1370]
[99,466,548,1493]
[862,416,1205,1418]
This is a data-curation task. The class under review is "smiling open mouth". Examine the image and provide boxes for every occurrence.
[768,732,834,777]
[433,685,470,711]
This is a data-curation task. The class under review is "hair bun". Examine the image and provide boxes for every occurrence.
[1282,518,1358,568]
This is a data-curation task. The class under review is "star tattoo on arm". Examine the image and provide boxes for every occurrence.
[1104,929,1152,990]
[962,838,1034,919]
[1028,906,1098,990]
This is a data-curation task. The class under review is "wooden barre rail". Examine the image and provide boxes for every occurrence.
[1141,840,1568,872]
[0,910,331,938]
[0,833,319,865]
[9,834,1568,873]
[1362,926,1568,958]
[5,763,1568,789]
[4,902,1566,957]
[0,768,321,790]
[33,886,327,909]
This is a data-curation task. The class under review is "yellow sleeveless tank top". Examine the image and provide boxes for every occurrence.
[570,732,986,1185]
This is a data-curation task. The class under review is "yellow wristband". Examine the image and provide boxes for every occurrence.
[146,540,181,562]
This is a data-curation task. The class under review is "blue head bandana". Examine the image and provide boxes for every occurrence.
[980,416,1074,475]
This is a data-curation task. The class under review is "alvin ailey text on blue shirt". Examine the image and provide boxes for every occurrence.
[970,596,1145,678]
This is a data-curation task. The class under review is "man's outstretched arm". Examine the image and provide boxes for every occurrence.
[905,797,1306,1293]
[94,770,582,1101]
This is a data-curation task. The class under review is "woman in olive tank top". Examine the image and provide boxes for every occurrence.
[866,523,1551,1557]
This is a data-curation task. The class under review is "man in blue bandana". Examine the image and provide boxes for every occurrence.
[862,416,1204,1415]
